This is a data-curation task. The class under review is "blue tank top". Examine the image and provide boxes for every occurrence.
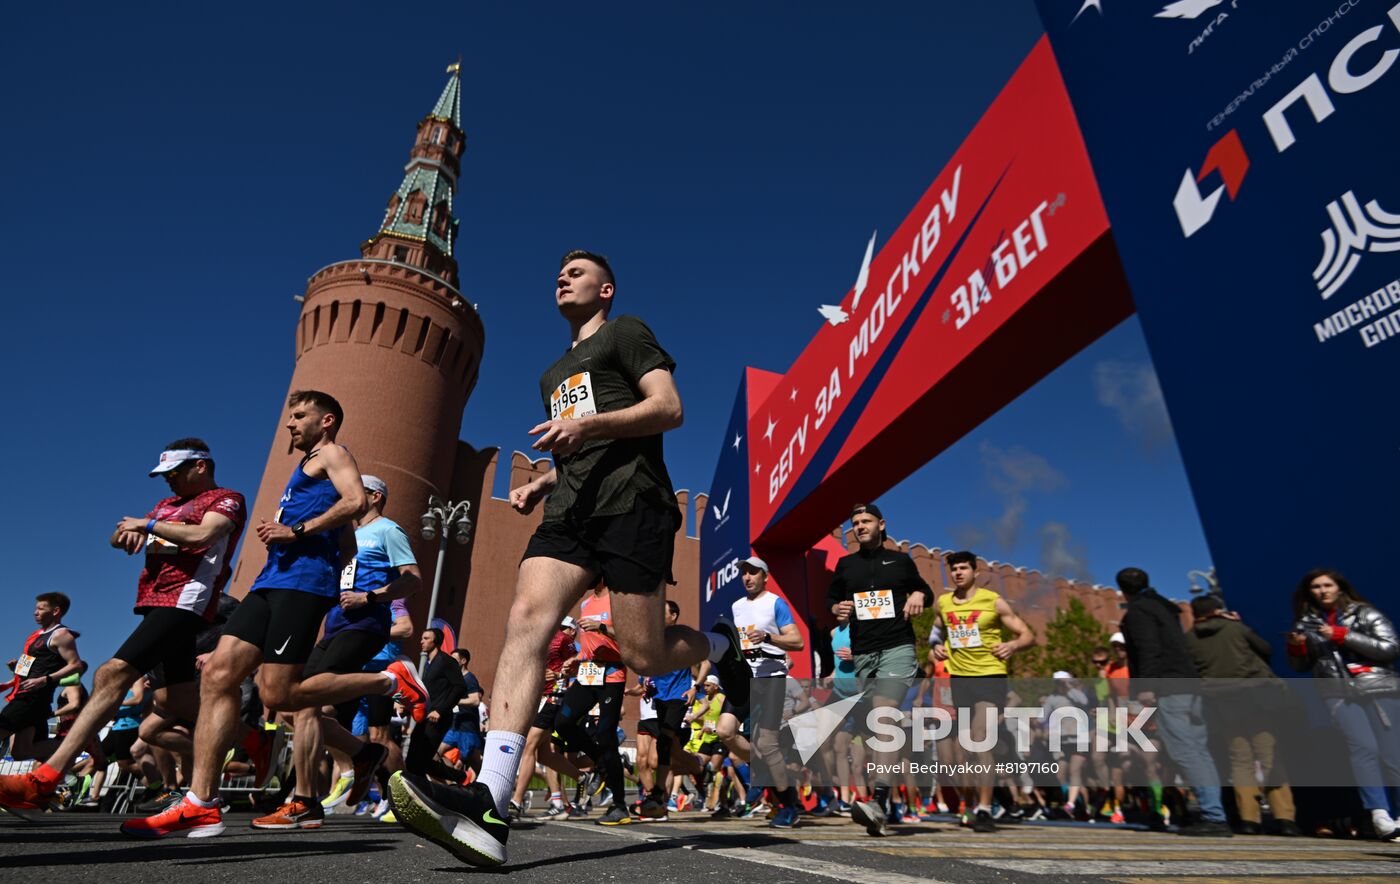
[250,450,344,597]
[113,688,144,730]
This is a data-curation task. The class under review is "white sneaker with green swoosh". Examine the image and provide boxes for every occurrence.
[388,771,508,867]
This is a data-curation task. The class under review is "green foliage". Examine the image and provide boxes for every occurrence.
[1012,597,1111,679]
[912,605,940,672]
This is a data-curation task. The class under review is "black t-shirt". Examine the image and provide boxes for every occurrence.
[825,547,933,655]
[538,315,680,523]
[453,670,483,732]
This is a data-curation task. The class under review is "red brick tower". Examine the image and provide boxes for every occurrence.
[229,64,485,598]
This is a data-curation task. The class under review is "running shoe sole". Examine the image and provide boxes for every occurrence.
[251,818,323,829]
[120,819,226,839]
[388,771,505,867]
[850,800,887,837]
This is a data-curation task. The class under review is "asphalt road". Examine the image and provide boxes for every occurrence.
[4,807,1400,883]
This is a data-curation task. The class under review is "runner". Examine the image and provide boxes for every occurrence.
[550,582,633,825]
[123,392,405,838]
[437,649,485,778]
[631,599,695,820]
[2,442,243,810]
[509,618,581,818]
[930,549,1034,834]
[255,474,421,830]
[388,250,748,866]
[0,594,84,765]
[698,556,805,828]
[826,504,932,837]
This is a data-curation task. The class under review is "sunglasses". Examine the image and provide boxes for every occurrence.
[1091,658,1109,665]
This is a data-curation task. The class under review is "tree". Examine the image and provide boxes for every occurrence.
[1012,597,1111,679]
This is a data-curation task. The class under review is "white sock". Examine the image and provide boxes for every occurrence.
[478,731,526,814]
[706,632,730,662]
[1373,808,1396,835]
[186,791,218,808]
[382,671,398,694]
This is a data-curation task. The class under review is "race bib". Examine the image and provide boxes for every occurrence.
[738,624,757,651]
[948,620,983,649]
[15,654,35,677]
[854,590,895,620]
[340,558,358,590]
[145,533,180,556]
[578,661,605,686]
[550,372,598,420]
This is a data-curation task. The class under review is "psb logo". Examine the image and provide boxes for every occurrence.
[1314,190,1400,299]
[1173,3,1400,238]
[705,557,741,603]
[1172,129,1249,237]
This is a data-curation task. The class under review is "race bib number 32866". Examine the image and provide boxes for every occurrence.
[551,372,597,420]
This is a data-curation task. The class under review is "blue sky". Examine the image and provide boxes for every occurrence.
[2,2,1212,669]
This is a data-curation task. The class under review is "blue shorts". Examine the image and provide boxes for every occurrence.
[441,729,483,756]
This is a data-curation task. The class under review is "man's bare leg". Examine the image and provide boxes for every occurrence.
[188,635,263,802]
[610,589,712,676]
[473,558,593,813]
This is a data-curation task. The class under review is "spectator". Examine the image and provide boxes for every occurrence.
[1186,595,1298,836]
[1116,566,1231,837]
[1287,568,1400,841]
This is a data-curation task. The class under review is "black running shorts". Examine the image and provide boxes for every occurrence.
[222,588,335,665]
[304,629,386,678]
[949,674,1009,711]
[114,607,207,687]
[0,692,52,735]
[534,696,563,732]
[522,501,675,594]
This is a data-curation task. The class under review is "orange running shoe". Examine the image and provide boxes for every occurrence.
[0,771,58,810]
[252,798,325,829]
[120,796,225,838]
[386,658,429,714]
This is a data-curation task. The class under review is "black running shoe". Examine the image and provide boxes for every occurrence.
[635,795,667,819]
[347,742,388,806]
[971,809,998,833]
[388,771,508,867]
[850,799,888,837]
[597,804,633,826]
[708,617,751,709]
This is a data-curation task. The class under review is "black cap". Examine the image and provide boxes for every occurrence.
[850,503,883,521]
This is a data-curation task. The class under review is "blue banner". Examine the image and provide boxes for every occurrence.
[1036,0,1400,634]
[700,372,758,627]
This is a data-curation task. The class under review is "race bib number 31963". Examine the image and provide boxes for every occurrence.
[854,590,895,620]
[551,372,597,420]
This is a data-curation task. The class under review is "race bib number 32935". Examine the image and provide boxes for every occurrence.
[551,372,597,420]
[854,590,895,620]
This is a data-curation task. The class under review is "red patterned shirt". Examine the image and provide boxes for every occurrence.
[135,488,246,621]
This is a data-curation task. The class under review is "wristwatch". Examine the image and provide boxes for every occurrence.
[291,522,306,539]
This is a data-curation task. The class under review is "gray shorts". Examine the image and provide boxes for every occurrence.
[852,644,918,702]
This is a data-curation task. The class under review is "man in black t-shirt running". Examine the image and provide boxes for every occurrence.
[388,250,748,867]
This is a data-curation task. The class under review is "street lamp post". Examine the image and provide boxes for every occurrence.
[419,495,472,671]
[1187,567,1222,601]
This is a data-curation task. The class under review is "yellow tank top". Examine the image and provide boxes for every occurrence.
[937,587,1006,676]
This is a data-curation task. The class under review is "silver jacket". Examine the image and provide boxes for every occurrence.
[1290,603,1400,697]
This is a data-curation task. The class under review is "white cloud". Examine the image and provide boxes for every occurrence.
[1093,360,1174,449]
[1040,521,1092,582]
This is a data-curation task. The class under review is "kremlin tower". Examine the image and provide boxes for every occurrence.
[228,65,485,601]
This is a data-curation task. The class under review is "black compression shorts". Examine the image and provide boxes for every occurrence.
[222,588,335,665]
[522,501,675,594]
[114,608,206,686]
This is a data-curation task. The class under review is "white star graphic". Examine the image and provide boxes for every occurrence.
[763,415,777,443]
[1071,0,1104,24]
[789,388,799,402]
[732,433,742,451]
